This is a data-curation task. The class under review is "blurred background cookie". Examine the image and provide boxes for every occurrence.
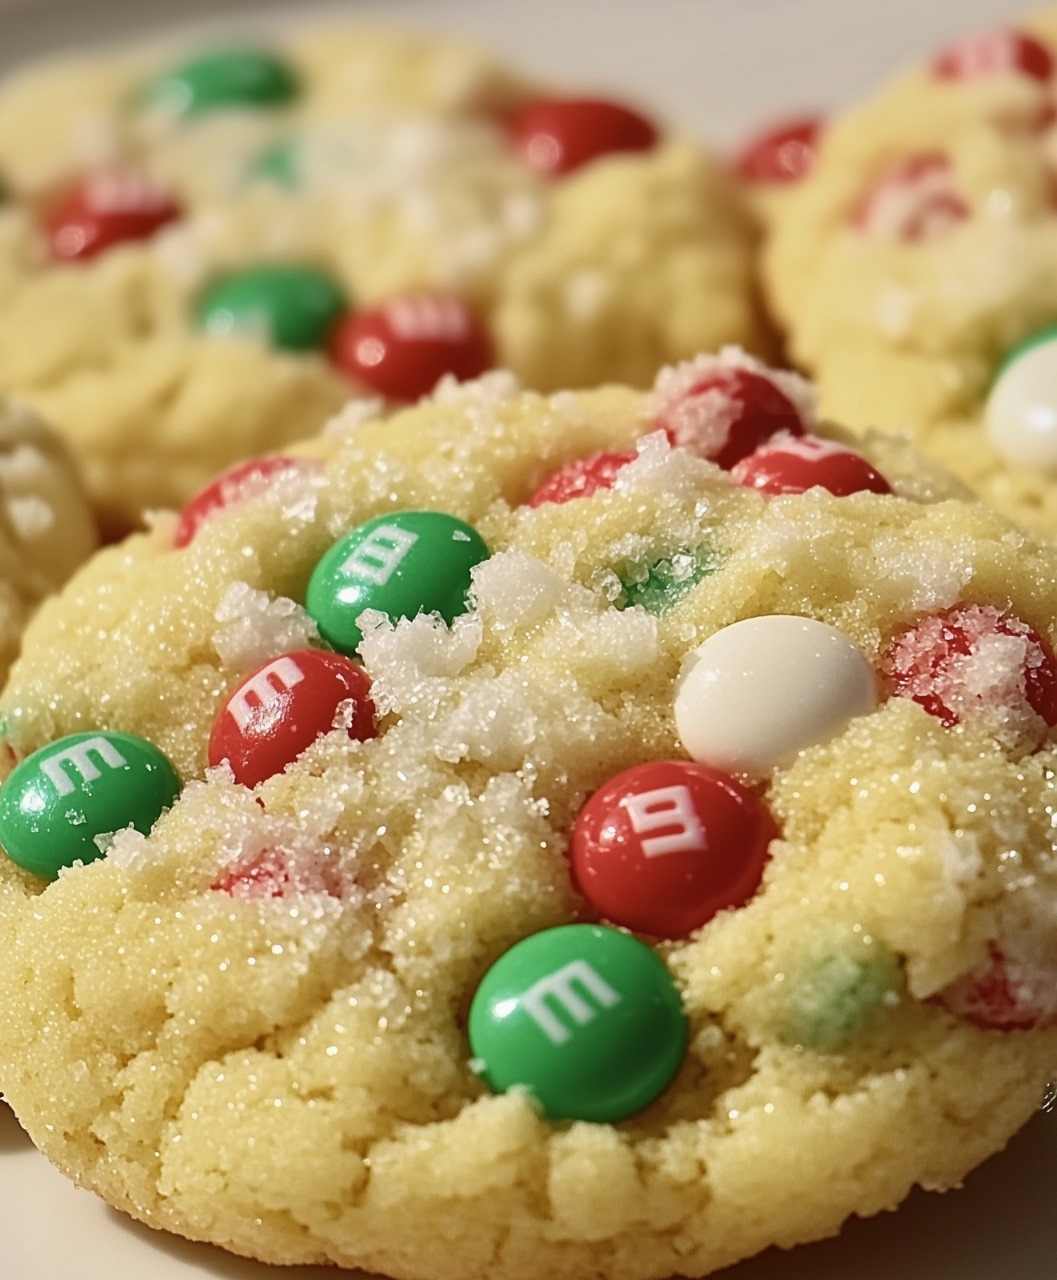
[761,9,1057,537]
[0,25,762,535]
[0,396,96,682]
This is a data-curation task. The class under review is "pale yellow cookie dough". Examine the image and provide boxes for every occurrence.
[1,353,1056,1278]
[762,7,1057,537]
[0,396,97,682]
[0,25,761,533]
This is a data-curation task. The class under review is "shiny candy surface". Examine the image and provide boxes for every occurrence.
[675,615,877,776]
[933,29,1054,82]
[733,116,822,185]
[0,731,181,880]
[329,294,493,401]
[173,455,317,548]
[467,923,687,1122]
[508,97,658,177]
[659,367,804,469]
[208,649,377,789]
[196,266,347,353]
[305,510,490,655]
[570,761,774,938]
[986,327,1057,471]
[44,170,181,262]
[527,448,638,507]
[731,436,892,496]
[144,47,300,117]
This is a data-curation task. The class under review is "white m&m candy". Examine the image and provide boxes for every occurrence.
[986,327,1057,471]
[674,615,877,776]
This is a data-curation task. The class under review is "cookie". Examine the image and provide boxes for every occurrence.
[0,396,97,683]
[762,11,1057,538]
[0,26,761,534]
[0,349,1054,1278]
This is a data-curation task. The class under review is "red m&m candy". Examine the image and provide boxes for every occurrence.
[570,760,775,939]
[209,649,376,788]
[733,116,823,185]
[527,448,638,508]
[173,454,317,548]
[933,29,1054,83]
[508,97,658,177]
[731,436,892,497]
[329,294,493,401]
[852,153,969,243]
[657,367,804,470]
[881,603,1057,730]
[937,942,1057,1031]
[44,170,182,263]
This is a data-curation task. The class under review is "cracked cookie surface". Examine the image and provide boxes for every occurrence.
[0,354,1055,1279]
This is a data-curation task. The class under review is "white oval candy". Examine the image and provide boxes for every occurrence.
[986,332,1057,471]
[674,615,877,776]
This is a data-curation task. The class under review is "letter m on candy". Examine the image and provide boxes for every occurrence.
[39,736,127,797]
[519,960,622,1046]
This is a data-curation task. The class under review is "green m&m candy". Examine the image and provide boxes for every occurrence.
[0,731,181,881]
[196,265,347,353]
[619,546,718,615]
[468,924,687,1123]
[143,48,299,118]
[247,137,301,189]
[776,939,904,1053]
[306,511,490,655]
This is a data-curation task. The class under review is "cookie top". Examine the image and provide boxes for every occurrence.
[1,351,1054,1280]
[0,24,760,533]
[762,10,1057,536]
[0,396,97,681]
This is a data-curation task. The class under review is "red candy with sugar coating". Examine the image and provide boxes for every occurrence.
[881,603,1057,732]
[212,848,343,900]
[734,116,822,185]
[933,29,1054,83]
[731,436,892,497]
[937,942,1057,1031]
[508,97,658,177]
[658,367,804,470]
[44,170,181,262]
[173,455,316,548]
[570,760,775,939]
[329,294,493,401]
[209,649,376,789]
[853,153,969,243]
[528,448,638,507]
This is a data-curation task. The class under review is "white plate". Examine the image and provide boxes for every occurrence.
[1,1,1053,1276]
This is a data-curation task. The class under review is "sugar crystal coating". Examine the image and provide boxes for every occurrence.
[0,353,1056,1278]
[881,602,1057,747]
